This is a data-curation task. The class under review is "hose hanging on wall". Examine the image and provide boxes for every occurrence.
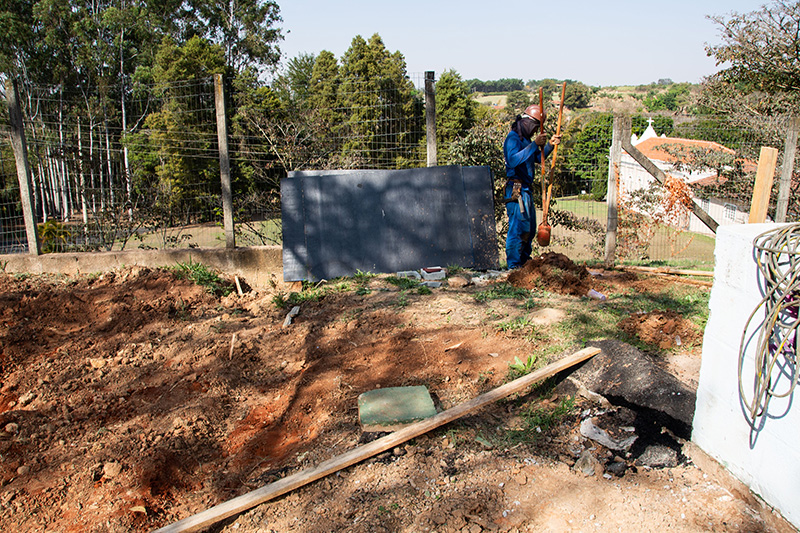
[738,223,800,428]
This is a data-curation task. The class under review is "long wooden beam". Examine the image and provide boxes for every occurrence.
[154,346,602,533]
[622,138,719,234]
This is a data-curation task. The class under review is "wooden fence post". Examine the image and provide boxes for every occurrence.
[214,73,235,249]
[425,71,437,167]
[604,115,626,268]
[5,78,40,256]
[775,117,798,223]
[748,146,779,224]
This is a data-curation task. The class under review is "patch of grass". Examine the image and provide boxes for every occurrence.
[271,279,351,309]
[474,283,530,302]
[447,264,465,275]
[497,316,534,333]
[507,353,539,379]
[504,396,577,445]
[170,261,233,297]
[386,275,422,290]
[352,269,376,284]
[550,282,710,353]
[394,291,410,308]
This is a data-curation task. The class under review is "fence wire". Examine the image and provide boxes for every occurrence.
[2,74,799,268]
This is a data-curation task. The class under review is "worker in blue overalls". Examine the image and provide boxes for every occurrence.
[503,104,560,269]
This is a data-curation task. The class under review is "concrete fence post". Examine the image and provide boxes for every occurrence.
[775,116,798,223]
[214,73,235,249]
[425,71,437,167]
[5,78,40,256]
[604,114,626,268]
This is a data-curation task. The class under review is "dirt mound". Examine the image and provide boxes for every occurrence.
[618,310,702,350]
[507,252,591,296]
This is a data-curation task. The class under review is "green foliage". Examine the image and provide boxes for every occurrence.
[503,396,577,444]
[466,78,524,93]
[37,220,72,253]
[170,261,233,297]
[474,283,531,302]
[706,2,800,96]
[497,316,534,333]
[528,79,560,104]
[508,354,539,378]
[272,279,351,308]
[563,82,591,109]
[386,275,422,290]
[505,90,531,115]
[436,69,478,148]
[642,83,691,112]
[337,34,421,168]
[559,112,612,195]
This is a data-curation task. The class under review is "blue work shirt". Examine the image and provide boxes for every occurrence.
[503,130,553,190]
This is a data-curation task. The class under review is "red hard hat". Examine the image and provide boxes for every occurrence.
[523,104,546,123]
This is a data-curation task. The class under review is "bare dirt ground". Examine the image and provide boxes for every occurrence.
[0,253,795,533]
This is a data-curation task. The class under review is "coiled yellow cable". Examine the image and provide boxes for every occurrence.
[738,223,800,427]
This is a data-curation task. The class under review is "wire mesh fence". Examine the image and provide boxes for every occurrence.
[2,73,798,269]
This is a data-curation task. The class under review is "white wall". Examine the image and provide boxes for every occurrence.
[692,223,800,529]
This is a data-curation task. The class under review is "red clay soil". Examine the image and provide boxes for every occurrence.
[619,310,704,350]
[507,252,592,296]
[0,264,793,533]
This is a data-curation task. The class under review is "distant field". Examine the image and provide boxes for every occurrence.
[473,94,507,107]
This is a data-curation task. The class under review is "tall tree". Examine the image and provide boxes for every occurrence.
[435,69,477,150]
[337,34,418,168]
[188,0,282,74]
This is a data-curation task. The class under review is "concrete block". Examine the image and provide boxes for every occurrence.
[693,223,800,529]
[420,267,446,281]
[358,386,437,432]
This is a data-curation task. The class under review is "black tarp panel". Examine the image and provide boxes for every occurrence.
[281,165,498,281]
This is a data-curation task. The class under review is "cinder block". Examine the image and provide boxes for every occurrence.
[420,267,446,281]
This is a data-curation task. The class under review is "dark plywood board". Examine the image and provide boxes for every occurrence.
[281,166,498,281]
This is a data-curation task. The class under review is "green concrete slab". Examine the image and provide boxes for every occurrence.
[358,386,437,432]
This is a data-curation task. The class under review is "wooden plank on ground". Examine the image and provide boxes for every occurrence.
[748,146,779,223]
[623,266,714,277]
[154,346,602,533]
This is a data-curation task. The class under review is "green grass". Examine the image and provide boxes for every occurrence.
[474,283,531,302]
[272,279,351,308]
[550,283,711,352]
[170,260,233,297]
[503,396,577,445]
[385,275,422,290]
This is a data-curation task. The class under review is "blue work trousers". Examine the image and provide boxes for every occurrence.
[505,183,536,269]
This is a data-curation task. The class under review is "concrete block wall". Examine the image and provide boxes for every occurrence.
[692,223,800,529]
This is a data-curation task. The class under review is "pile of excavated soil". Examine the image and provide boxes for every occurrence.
[507,252,592,296]
[619,310,704,350]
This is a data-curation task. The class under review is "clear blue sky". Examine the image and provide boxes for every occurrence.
[276,0,766,87]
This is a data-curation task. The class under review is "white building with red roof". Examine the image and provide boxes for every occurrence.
[618,119,752,236]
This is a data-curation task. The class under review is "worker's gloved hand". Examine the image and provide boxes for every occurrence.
[534,133,548,147]
[550,134,562,146]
